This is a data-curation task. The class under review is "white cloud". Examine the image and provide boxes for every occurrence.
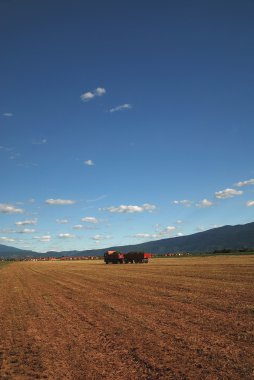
[81,216,98,223]
[100,203,156,214]
[172,200,192,207]
[72,224,97,231]
[81,91,95,101]
[134,226,176,240]
[33,235,51,242]
[59,233,75,238]
[196,199,214,208]
[72,224,84,230]
[94,87,106,96]
[91,234,110,241]
[0,237,15,243]
[177,232,184,236]
[0,203,24,214]
[109,104,132,113]
[15,219,37,226]
[45,199,76,205]
[163,226,176,233]
[3,113,13,117]
[246,200,254,207]
[17,228,36,234]
[235,178,254,187]
[215,188,243,199]
[134,233,153,238]
[56,219,69,224]
[80,87,106,102]
[84,159,95,166]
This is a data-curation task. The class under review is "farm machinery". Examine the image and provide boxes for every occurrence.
[104,250,152,264]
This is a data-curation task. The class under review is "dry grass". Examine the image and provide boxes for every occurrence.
[0,256,253,379]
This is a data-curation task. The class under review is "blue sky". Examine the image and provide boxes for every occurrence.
[0,0,254,252]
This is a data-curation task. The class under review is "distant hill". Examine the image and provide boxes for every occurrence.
[1,222,254,259]
[0,244,37,259]
[72,221,254,256]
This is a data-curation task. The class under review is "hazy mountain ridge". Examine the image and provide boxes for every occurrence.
[1,222,254,259]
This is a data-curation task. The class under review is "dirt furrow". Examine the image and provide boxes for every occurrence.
[0,257,253,379]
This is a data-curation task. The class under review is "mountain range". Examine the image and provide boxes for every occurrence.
[0,222,254,259]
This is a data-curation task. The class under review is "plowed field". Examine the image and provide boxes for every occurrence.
[0,256,253,380]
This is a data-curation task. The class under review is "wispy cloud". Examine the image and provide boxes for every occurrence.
[56,219,69,224]
[109,104,132,113]
[84,159,95,166]
[215,188,243,199]
[246,200,254,207]
[45,199,76,205]
[15,219,37,226]
[33,235,52,242]
[134,233,154,239]
[210,224,222,228]
[0,147,22,163]
[72,224,97,230]
[162,226,176,234]
[0,145,13,152]
[59,233,75,238]
[91,234,110,241]
[16,228,36,234]
[134,226,177,240]
[32,139,47,145]
[80,87,106,102]
[9,153,21,160]
[0,229,16,234]
[86,195,107,203]
[81,216,98,224]
[0,236,16,243]
[0,203,24,214]
[72,224,84,230]
[100,203,156,213]
[17,162,38,169]
[196,199,214,208]
[235,178,254,187]
[172,200,192,207]
[3,113,13,117]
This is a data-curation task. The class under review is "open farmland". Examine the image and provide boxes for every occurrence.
[0,256,253,380]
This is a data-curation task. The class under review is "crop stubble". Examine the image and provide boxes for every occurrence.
[0,256,253,380]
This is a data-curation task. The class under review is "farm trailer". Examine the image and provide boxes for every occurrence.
[104,251,152,264]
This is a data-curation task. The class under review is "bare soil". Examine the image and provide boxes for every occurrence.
[0,256,253,379]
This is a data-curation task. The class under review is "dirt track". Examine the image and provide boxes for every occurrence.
[0,256,253,380]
